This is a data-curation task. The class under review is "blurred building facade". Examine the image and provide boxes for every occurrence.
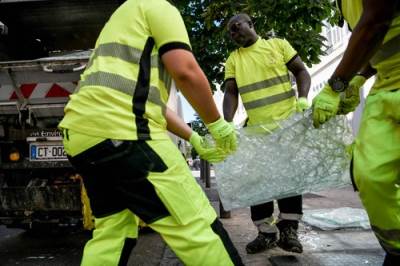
[167,81,188,155]
[213,87,248,127]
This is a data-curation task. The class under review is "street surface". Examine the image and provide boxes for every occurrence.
[0,226,86,265]
[0,225,165,266]
[0,172,386,266]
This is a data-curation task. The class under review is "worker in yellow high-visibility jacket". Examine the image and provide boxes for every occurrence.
[223,13,311,255]
[312,1,400,265]
[59,0,243,265]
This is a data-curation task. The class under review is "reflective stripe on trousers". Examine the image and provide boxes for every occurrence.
[372,225,400,255]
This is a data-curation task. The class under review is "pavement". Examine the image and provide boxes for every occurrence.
[128,170,385,266]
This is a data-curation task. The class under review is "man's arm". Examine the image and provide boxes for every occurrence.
[223,79,239,122]
[165,107,192,140]
[286,56,311,98]
[165,107,228,163]
[162,49,237,154]
[358,63,377,80]
[161,50,220,124]
[147,1,220,124]
[149,2,236,154]
[331,0,398,81]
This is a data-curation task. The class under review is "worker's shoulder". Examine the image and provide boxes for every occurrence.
[136,0,176,10]
[138,0,171,5]
[262,38,295,51]
[227,48,240,59]
[263,37,289,45]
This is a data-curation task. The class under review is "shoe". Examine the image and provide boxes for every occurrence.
[246,232,277,254]
[277,221,303,253]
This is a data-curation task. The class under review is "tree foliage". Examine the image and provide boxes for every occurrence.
[189,114,208,158]
[173,0,339,90]
[190,114,208,136]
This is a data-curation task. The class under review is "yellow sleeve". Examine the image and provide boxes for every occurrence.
[277,39,297,63]
[145,1,191,54]
[224,53,236,80]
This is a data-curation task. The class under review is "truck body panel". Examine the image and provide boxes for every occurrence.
[0,51,90,229]
[0,0,186,230]
[0,0,123,60]
[0,0,126,230]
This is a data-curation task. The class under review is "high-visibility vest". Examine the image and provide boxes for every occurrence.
[59,0,191,141]
[224,38,297,126]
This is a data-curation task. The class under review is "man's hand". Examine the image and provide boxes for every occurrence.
[189,132,226,163]
[337,75,366,115]
[312,84,340,128]
[296,97,310,112]
[206,117,237,154]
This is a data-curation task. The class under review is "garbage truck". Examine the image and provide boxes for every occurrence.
[0,0,186,231]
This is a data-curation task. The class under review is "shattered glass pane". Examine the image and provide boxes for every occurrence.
[214,111,354,210]
[303,207,371,230]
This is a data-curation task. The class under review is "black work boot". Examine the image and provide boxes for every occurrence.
[246,232,277,254]
[277,220,303,253]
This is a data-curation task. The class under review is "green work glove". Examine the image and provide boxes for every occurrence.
[296,97,310,112]
[206,117,237,154]
[189,132,226,163]
[312,84,340,128]
[337,75,366,115]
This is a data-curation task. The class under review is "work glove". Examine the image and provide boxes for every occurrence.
[189,132,226,163]
[312,84,340,128]
[337,75,366,115]
[296,97,310,112]
[206,117,237,154]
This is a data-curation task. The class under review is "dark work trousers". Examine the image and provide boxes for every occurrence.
[250,195,303,222]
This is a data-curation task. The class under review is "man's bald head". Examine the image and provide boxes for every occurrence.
[227,13,253,29]
[227,13,258,47]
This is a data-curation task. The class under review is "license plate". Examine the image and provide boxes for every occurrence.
[30,143,67,161]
